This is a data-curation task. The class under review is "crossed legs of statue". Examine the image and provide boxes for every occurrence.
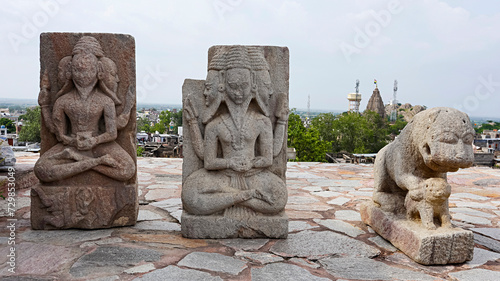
[182,168,287,216]
[35,142,135,183]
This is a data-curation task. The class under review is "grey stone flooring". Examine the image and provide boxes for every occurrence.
[0,154,499,280]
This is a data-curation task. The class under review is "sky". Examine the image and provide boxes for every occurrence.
[1,0,500,118]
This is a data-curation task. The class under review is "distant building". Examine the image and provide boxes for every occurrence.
[365,86,386,118]
[474,129,500,153]
[347,93,362,113]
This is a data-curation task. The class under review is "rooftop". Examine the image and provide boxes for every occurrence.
[1,153,500,280]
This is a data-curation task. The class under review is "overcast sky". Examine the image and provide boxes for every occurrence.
[1,0,500,118]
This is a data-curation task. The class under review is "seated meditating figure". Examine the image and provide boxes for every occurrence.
[34,36,135,183]
[182,46,287,217]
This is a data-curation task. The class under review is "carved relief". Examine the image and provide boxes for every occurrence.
[32,33,137,230]
[181,46,289,238]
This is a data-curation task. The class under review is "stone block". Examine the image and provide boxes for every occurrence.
[361,202,474,265]
[181,211,288,238]
[32,33,137,229]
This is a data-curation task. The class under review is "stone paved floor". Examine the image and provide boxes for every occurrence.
[1,153,500,280]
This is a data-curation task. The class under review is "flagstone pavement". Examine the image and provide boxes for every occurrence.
[1,153,500,280]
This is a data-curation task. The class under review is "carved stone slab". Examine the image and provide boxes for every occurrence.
[181,46,289,238]
[361,202,474,265]
[32,33,137,229]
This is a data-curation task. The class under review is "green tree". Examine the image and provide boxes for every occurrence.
[288,111,331,162]
[158,110,172,132]
[362,110,389,153]
[18,106,41,143]
[152,122,166,134]
[0,118,15,133]
[137,117,152,133]
[475,122,500,134]
[312,111,389,154]
[388,117,407,136]
[171,109,183,134]
[310,113,337,144]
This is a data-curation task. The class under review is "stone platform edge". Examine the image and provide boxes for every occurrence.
[360,201,474,265]
[181,211,288,239]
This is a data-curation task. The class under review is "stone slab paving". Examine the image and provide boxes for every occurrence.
[0,153,499,280]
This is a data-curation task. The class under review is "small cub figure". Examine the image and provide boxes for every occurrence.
[405,178,452,230]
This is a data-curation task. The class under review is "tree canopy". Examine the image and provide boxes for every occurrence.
[18,106,41,143]
[288,110,408,162]
[287,111,331,162]
[0,118,15,133]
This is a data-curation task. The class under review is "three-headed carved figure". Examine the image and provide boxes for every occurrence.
[182,46,289,237]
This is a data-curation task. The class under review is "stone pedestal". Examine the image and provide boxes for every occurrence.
[361,202,474,265]
[31,184,137,229]
[32,33,137,230]
[181,211,288,239]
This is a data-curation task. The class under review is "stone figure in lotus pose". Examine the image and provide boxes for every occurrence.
[35,36,134,183]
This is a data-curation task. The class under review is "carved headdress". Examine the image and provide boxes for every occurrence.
[54,36,121,105]
[203,46,272,121]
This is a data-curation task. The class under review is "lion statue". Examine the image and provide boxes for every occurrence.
[405,177,452,230]
[373,107,474,228]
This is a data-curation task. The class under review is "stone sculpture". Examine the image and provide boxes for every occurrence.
[361,107,475,264]
[0,138,16,171]
[181,45,289,238]
[405,177,452,230]
[32,33,137,229]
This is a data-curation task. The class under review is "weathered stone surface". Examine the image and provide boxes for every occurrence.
[132,221,181,232]
[473,178,500,186]
[335,210,362,221]
[289,220,319,232]
[32,33,138,230]
[451,193,490,200]
[364,107,476,264]
[219,238,269,251]
[313,219,365,237]
[79,237,123,248]
[235,251,284,264]
[0,277,57,281]
[448,268,500,281]
[0,139,16,170]
[181,45,289,238]
[327,197,350,206]
[320,257,438,280]
[473,233,500,253]
[177,252,247,275]
[471,227,500,240]
[453,213,492,225]
[124,263,156,274]
[0,242,76,276]
[70,246,162,277]
[368,236,398,252]
[137,210,164,221]
[120,233,207,248]
[251,263,330,281]
[133,266,222,281]
[289,258,321,269]
[269,230,380,259]
[88,276,120,281]
[466,247,500,268]
[181,210,288,239]
[361,202,474,265]
[20,229,113,245]
[451,208,496,218]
